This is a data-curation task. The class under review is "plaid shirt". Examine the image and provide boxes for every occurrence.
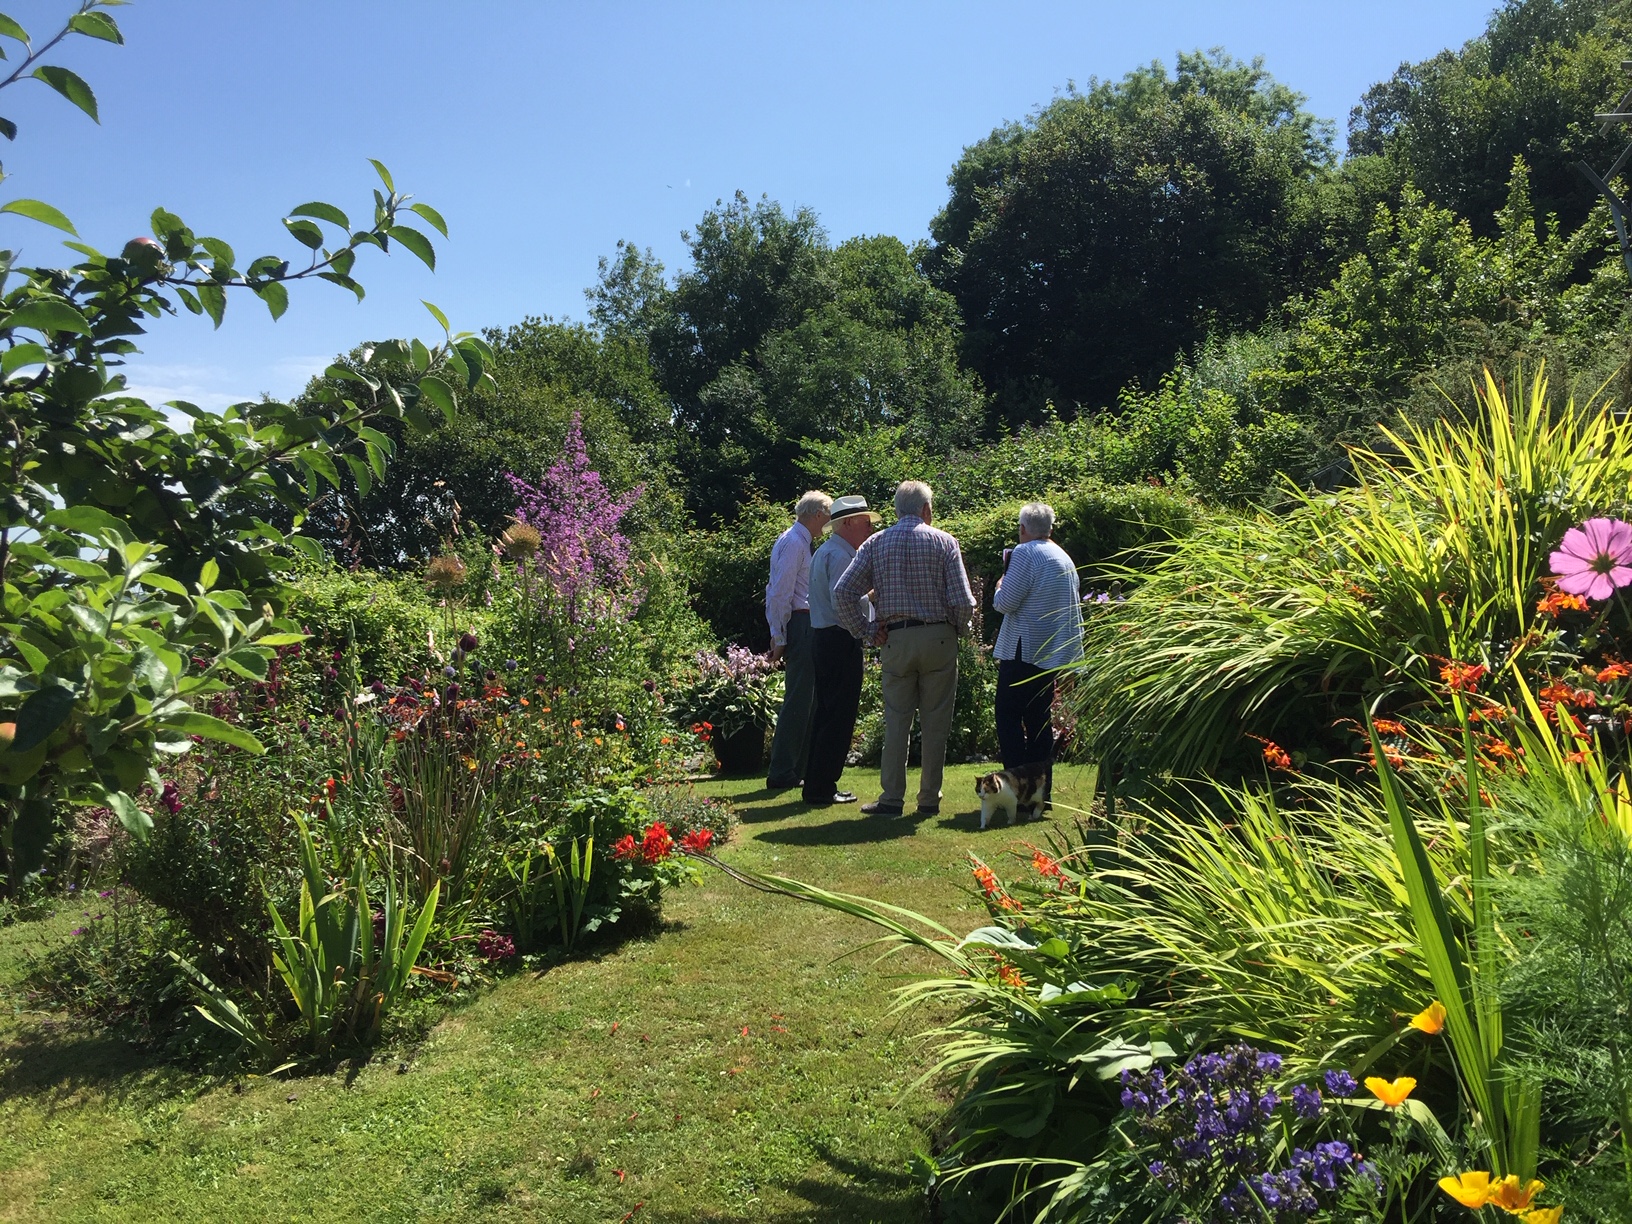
[834,516,974,639]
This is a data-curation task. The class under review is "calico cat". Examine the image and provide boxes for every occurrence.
[974,761,1050,829]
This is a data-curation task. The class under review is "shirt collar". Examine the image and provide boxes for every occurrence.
[792,520,813,546]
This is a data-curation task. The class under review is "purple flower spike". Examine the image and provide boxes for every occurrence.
[1550,517,1632,601]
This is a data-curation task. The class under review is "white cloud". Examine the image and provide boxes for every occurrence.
[117,354,334,416]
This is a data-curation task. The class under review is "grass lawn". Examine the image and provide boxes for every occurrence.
[0,761,1093,1223]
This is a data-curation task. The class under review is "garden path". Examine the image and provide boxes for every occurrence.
[0,763,1093,1223]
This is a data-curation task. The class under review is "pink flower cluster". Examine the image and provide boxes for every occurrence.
[505,410,644,612]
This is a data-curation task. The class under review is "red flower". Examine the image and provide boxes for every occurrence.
[612,834,639,861]
[640,821,674,864]
[679,828,714,854]
[1261,741,1293,772]
[1031,850,1063,880]
[1597,662,1632,684]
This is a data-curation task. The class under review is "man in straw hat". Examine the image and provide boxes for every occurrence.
[801,495,881,806]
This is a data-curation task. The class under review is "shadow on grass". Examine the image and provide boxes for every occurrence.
[684,1139,923,1224]
[737,798,814,825]
[753,811,934,847]
[933,809,1058,834]
[0,1019,186,1111]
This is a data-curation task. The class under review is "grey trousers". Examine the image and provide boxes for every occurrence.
[878,623,959,809]
[766,610,815,785]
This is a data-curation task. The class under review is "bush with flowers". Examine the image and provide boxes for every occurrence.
[13,411,731,1068]
[669,644,783,742]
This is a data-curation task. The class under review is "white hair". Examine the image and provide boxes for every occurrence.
[1019,502,1055,538]
[894,480,933,518]
[794,490,833,519]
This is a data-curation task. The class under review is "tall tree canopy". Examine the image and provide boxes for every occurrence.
[591,193,983,524]
[926,50,1335,424]
[1348,0,1631,234]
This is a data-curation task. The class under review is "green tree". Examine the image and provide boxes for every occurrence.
[1348,0,1631,235]
[927,50,1335,424]
[304,316,668,569]
[594,194,983,523]
[1255,161,1625,445]
[0,3,487,887]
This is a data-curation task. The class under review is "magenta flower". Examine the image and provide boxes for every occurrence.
[1550,517,1632,601]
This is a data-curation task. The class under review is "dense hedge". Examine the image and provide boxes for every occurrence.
[285,562,469,686]
[941,481,1199,634]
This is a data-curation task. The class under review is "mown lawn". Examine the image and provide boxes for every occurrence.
[0,762,1093,1223]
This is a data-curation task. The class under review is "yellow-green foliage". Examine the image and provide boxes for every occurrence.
[1075,367,1632,779]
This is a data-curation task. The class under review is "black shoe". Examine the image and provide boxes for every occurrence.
[802,791,858,806]
[860,800,903,816]
[915,805,940,817]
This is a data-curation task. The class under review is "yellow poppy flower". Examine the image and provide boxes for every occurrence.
[1487,1176,1544,1212]
[1438,1171,1492,1208]
[1522,1208,1563,1224]
[1410,1000,1447,1035]
[1364,1075,1416,1107]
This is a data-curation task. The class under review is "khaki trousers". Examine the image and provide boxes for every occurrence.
[878,623,959,809]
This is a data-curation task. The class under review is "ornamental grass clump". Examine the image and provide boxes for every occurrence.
[1073,367,1632,785]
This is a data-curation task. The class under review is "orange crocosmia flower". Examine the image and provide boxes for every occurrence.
[1537,590,1590,617]
[1372,718,1409,737]
[1262,741,1293,771]
[1441,661,1488,692]
[1597,662,1632,683]
[1522,1207,1563,1224]
[1437,1171,1492,1208]
[1409,1000,1447,1035]
[1486,1176,1544,1213]
[1364,1075,1416,1107]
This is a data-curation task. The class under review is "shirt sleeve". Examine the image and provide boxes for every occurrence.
[992,546,1033,615]
[766,533,796,647]
[834,541,874,639]
[945,537,976,625]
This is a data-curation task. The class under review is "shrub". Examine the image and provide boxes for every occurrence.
[941,481,1197,639]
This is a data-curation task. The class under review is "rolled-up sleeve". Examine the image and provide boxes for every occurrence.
[834,544,874,640]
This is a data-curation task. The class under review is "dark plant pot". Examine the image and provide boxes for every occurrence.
[713,724,767,776]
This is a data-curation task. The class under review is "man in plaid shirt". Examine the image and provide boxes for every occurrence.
[835,480,975,816]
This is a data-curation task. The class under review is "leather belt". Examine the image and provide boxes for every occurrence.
[884,618,945,631]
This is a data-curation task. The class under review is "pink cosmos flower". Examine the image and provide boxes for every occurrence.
[1550,517,1632,601]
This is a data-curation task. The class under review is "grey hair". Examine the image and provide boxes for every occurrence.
[794,490,833,519]
[894,480,933,518]
[1019,501,1055,538]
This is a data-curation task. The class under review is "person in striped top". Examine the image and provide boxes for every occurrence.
[991,501,1083,804]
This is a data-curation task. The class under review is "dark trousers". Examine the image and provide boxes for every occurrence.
[803,625,863,800]
[767,610,815,785]
[996,656,1055,796]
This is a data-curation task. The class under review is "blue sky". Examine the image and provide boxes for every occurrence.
[5,0,1499,413]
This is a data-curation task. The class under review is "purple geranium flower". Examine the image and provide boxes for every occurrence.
[1550,517,1632,601]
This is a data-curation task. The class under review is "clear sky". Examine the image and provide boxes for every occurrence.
[5,0,1500,414]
